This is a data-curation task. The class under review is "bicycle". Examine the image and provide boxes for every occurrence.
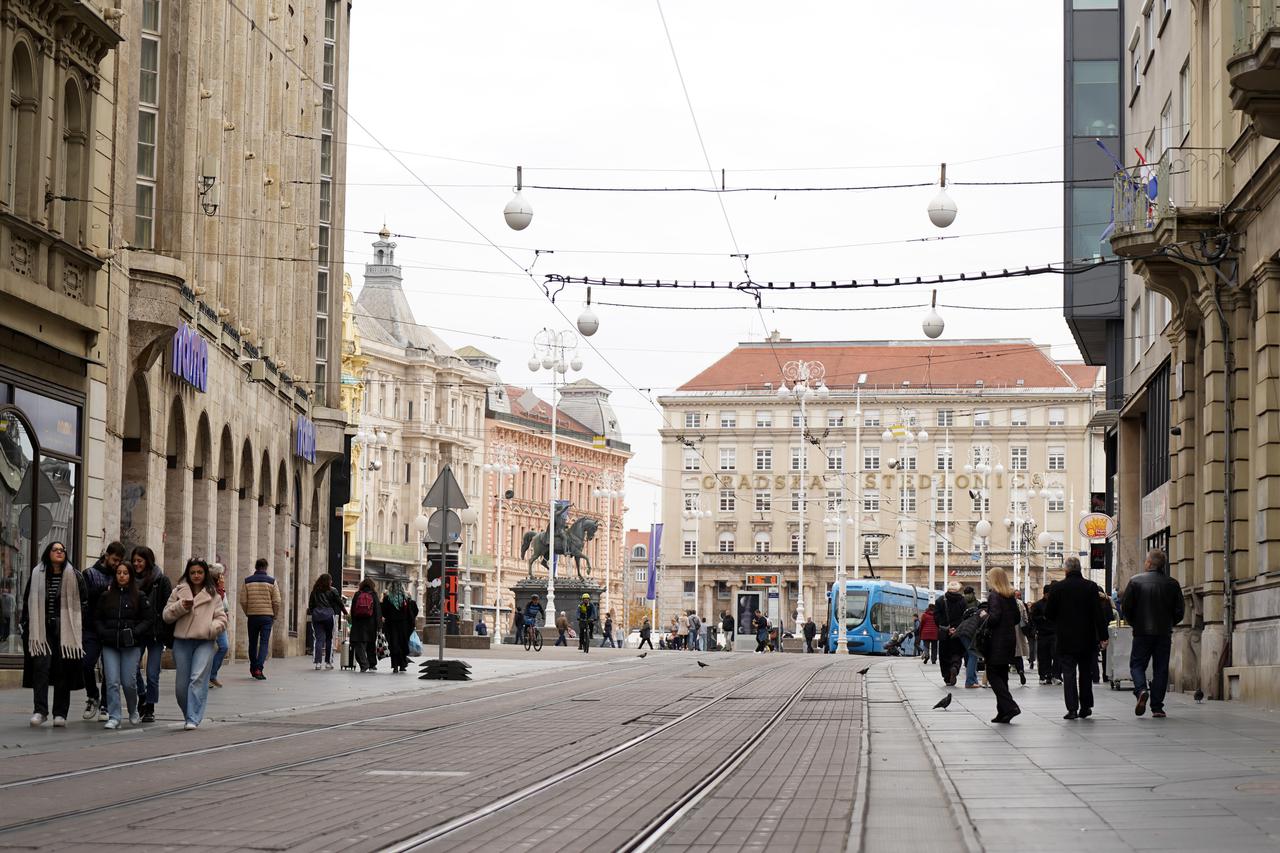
[523,623,543,651]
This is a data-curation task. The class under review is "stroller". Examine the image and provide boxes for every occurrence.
[884,631,914,657]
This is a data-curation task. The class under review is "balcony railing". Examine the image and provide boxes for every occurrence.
[1112,147,1225,242]
[1234,0,1279,57]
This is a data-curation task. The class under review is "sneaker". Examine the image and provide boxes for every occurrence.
[82,699,98,720]
[1135,690,1149,716]
[29,713,46,727]
[141,709,155,723]
[253,672,266,681]
[104,719,120,730]
[1152,710,1167,718]
[97,709,109,722]
[315,663,322,671]
[129,712,141,725]
[52,716,66,727]
[183,722,198,731]
[324,663,334,670]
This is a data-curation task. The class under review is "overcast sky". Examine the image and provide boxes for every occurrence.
[344,1,1066,527]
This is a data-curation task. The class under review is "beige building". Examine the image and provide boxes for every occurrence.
[658,337,1103,632]
[1106,0,1280,705]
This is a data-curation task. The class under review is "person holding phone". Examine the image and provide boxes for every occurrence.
[94,560,152,729]
[163,558,227,730]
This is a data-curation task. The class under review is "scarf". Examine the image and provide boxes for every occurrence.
[27,563,83,659]
[387,582,405,612]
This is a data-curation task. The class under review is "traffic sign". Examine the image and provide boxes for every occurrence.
[970,551,981,562]
[423,464,468,510]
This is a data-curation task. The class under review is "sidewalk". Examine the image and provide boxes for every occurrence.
[868,656,1280,852]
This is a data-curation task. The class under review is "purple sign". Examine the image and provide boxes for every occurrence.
[646,523,663,601]
[171,325,208,392]
[295,415,316,464]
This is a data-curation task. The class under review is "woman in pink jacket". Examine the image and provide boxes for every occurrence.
[163,558,228,730]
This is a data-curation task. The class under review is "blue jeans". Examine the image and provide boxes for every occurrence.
[312,617,334,664]
[600,631,616,648]
[247,615,274,673]
[1131,633,1172,712]
[172,637,216,725]
[134,640,164,707]
[211,630,229,680]
[101,645,141,722]
[82,630,103,701]
[959,636,978,686]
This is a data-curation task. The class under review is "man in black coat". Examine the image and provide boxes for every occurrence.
[1045,557,1110,719]
[934,582,968,686]
[1121,548,1184,717]
[1030,585,1058,684]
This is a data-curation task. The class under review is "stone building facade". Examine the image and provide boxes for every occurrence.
[658,336,1104,633]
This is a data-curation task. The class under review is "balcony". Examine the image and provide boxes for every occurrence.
[1231,0,1280,137]
[1109,147,1225,258]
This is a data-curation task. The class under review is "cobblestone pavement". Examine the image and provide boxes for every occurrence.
[1,646,1278,851]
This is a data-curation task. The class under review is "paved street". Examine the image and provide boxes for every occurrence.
[0,649,1278,851]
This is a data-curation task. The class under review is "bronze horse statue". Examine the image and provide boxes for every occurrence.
[521,517,599,579]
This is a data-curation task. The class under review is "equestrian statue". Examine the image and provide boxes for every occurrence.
[521,500,600,579]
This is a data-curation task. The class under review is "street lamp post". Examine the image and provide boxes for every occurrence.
[528,328,583,628]
[460,506,479,622]
[483,450,520,644]
[594,473,625,622]
[682,502,710,635]
[352,428,388,583]
[777,359,828,633]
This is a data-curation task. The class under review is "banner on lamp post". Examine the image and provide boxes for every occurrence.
[646,523,663,602]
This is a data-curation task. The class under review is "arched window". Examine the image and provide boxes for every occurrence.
[754,532,770,553]
[61,79,87,244]
[631,544,646,559]
[390,512,398,544]
[718,532,735,552]
[7,43,37,215]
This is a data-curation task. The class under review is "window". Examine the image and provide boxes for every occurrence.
[718,489,735,512]
[1048,407,1066,426]
[936,446,953,471]
[754,532,770,553]
[1178,58,1190,141]
[901,487,917,514]
[1048,496,1065,512]
[1160,97,1173,155]
[1010,446,1029,471]
[754,490,772,512]
[1048,446,1066,471]
[324,0,337,38]
[136,109,157,178]
[791,446,803,472]
[1047,535,1065,561]
[1130,43,1141,95]
[899,542,917,560]
[790,531,800,553]
[682,539,696,557]
[719,447,736,471]
[720,411,737,429]
[684,412,702,428]
[755,410,772,428]
[935,487,953,514]
[937,409,954,427]
[635,564,648,582]
[935,524,952,555]
[973,492,991,514]
[1144,7,1155,61]
[827,410,845,427]
[135,23,161,249]
[755,448,772,471]
[1073,0,1117,7]
[1131,295,1143,364]
[683,448,700,471]
[863,489,880,513]
[314,316,328,361]
[683,491,698,511]
[1072,187,1117,261]
[900,448,917,471]
[791,410,803,428]
[718,532,734,553]
[319,181,331,223]
[862,536,881,557]
[1072,61,1119,136]
[863,446,880,470]
[1011,409,1028,427]
[974,410,991,428]
[826,490,842,512]
[790,491,802,512]
[826,533,841,558]
[683,581,696,595]
[970,444,992,468]
[317,225,329,266]
[864,409,881,427]
[904,410,920,427]
[827,447,843,471]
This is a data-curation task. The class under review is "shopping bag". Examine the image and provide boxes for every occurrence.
[407,629,423,657]
[376,632,389,661]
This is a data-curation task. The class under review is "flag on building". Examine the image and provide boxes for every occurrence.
[646,523,663,601]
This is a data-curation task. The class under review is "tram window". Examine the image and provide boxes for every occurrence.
[870,603,886,633]
[845,591,869,626]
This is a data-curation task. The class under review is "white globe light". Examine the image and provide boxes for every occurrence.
[975,519,992,538]
[577,307,599,337]
[412,513,430,533]
[922,306,945,339]
[541,355,555,370]
[460,507,480,525]
[555,360,568,374]
[927,188,957,228]
[1026,489,1038,499]
[682,509,691,519]
[994,463,1005,475]
[1037,531,1052,548]
[1003,517,1012,528]
[569,357,583,372]
[881,429,893,442]
[527,356,540,372]
[503,191,533,231]
[905,431,915,443]
[816,383,830,397]
[776,383,790,399]
[887,457,898,469]
[897,530,913,546]
[964,464,974,474]
[917,430,929,443]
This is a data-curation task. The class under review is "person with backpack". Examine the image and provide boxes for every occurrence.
[162,558,228,730]
[307,573,345,671]
[239,558,280,681]
[380,581,418,674]
[94,556,152,728]
[576,594,596,653]
[954,602,986,688]
[349,578,381,672]
[130,546,170,721]
[80,541,125,722]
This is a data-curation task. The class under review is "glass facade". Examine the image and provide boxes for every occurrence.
[1072,61,1119,136]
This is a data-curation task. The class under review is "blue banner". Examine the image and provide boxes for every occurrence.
[646,523,663,601]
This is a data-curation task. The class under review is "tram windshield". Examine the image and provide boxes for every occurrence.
[844,591,869,626]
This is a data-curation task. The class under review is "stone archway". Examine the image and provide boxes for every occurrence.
[120,374,152,551]
[162,396,188,575]
[191,412,214,560]
[215,425,235,567]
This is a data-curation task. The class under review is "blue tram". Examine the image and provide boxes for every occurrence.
[826,580,935,655]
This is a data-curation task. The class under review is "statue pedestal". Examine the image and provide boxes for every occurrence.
[512,575,604,640]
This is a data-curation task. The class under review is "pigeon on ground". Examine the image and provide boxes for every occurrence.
[933,693,953,711]
[857,666,871,675]
[638,653,647,659]
[697,660,709,668]
[1194,688,1204,703]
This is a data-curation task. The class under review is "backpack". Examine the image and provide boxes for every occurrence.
[353,591,374,618]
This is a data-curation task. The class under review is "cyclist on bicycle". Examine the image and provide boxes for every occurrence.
[523,595,544,642]
[577,593,597,654]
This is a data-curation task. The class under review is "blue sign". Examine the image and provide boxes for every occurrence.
[170,325,208,392]
[294,415,316,464]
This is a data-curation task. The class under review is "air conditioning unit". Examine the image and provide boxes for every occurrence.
[244,359,267,382]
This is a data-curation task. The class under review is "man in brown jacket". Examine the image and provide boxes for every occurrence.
[239,558,281,680]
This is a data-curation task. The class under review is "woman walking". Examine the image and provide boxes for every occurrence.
[94,559,152,728]
[21,541,87,727]
[639,618,653,650]
[984,567,1022,724]
[349,578,381,672]
[752,610,769,654]
[207,564,230,687]
[308,574,345,671]
[919,603,940,664]
[130,546,171,722]
[162,558,228,730]
[380,581,418,674]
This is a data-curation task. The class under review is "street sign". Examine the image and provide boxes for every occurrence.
[745,573,780,587]
[423,465,468,510]
[424,509,461,546]
[970,551,981,562]
[1078,512,1116,540]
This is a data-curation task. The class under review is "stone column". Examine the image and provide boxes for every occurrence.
[1195,289,1230,695]
[1251,265,1280,593]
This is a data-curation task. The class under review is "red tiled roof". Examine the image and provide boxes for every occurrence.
[625,529,649,550]
[676,340,1086,392]
[1059,363,1103,389]
[503,385,594,433]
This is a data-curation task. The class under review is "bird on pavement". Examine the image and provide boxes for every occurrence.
[933,694,953,711]
[857,666,871,675]
[638,653,647,659]
[1194,688,1204,703]
[697,660,709,668]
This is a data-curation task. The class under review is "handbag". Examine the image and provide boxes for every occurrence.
[117,627,135,648]
[375,631,389,660]
[312,606,334,622]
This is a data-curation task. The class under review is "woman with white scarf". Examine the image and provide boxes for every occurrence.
[20,541,87,727]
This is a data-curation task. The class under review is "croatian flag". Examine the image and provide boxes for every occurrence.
[646,523,663,601]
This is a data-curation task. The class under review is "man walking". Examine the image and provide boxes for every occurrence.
[81,541,125,721]
[240,558,281,680]
[1121,549,1184,718]
[803,617,817,653]
[599,611,616,648]
[934,582,968,686]
[721,609,735,652]
[1031,584,1058,684]
[1045,557,1109,719]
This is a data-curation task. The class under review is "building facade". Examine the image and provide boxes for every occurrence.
[478,378,630,633]
[658,336,1104,633]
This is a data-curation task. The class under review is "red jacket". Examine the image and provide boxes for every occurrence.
[919,610,940,641]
